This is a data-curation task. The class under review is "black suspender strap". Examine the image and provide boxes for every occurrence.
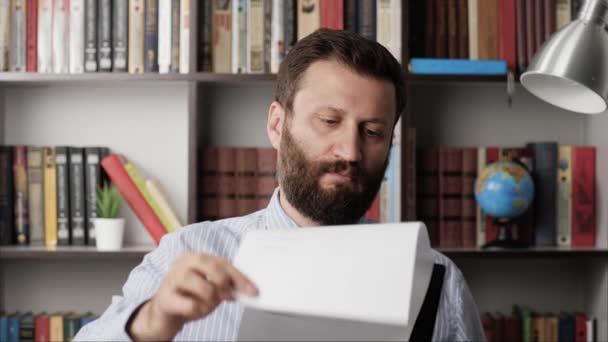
[409,264,446,341]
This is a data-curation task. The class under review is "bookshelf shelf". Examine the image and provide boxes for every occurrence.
[440,246,608,258]
[405,73,509,83]
[0,245,154,260]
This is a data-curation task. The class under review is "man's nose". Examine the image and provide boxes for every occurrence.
[333,125,362,162]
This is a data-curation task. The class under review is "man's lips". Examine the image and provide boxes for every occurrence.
[325,172,357,182]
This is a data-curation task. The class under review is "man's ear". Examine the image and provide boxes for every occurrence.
[267,101,286,149]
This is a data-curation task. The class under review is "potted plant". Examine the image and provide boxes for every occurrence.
[94,183,125,251]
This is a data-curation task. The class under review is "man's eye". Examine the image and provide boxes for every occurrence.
[365,129,382,137]
[323,118,338,125]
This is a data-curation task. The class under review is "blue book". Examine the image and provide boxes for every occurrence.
[408,58,508,75]
[526,142,558,246]
[8,314,20,342]
[558,313,575,342]
[0,314,8,342]
[79,314,97,329]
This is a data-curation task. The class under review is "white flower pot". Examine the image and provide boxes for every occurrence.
[94,218,126,251]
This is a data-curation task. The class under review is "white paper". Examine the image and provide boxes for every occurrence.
[233,222,434,331]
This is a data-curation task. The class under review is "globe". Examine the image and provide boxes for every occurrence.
[474,161,535,220]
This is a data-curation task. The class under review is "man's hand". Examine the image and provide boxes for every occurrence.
[127,252,258,341]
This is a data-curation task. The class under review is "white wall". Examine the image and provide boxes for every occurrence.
[3,83,190,246]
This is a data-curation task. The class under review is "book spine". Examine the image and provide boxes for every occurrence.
[13,146,29,245]
[56,146,71,246]
[69,0,85,73]
[144,0,159,72]
[544,0,556,40]
[170,0,180,72]
[128,0,145,73]
[476,147,486,247]
[447,0,458,58]
[534,0,544,51]
[343,0,356,32]
[461,147,477,247]
[377,0,399,61]
[390,0,402,62]
[284,0,296,54]
[43,147,57,247]
[124,161,175,232]
[417,147,440,247]
[178,0,190,73]
[557,145,572,247]
[26,0,38,72]
[234,0,248,73]
[84,0,98,72]
[435,0,447,58]
[484,147,500,243]
[158,0,172,73]
[49,315,63,342]
[146,179,182,229]
[255,148,277,210]
[356,0,375,41]
[18,316,34,342]
[456,0,468,59]
[200,0,212,71]
[10,0,27,72]
[0,0,9,71]
[409,58,508,75]
[247,0,264,73]
[516,0,527,72]
[34,315,50,342]
[528,142,558,246]
[36,0,52,72]
[52,0,69,73]
[263,0,271,73]
[297,0,320,40]
[211,0,231,73]
[69,148,86,245]
[525,0,536,65]
[556,0,571,30]
[0,146,14,245]
[571,146,596,247]
[477,0,498,59]
[270,0,283,74]
[596,147,608,249]
[388,144,402,222]
[27,147,44,245]
[236,148,258,216]
[499,0,517,71]
[113,0,128,71]
[100,154,167,244]
[439,147,463,248]
[84,147,102,245]
[467,0,478,59]
[217,147,237,219]
[404,127,416,221]
[98,0,113,71]
[199,147,219,220]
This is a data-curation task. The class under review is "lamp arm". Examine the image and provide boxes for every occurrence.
[579,0,608,26]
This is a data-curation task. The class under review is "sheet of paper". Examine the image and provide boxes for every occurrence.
[233,222,434,328]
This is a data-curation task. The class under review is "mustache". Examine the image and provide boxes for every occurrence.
[319,160,361,177]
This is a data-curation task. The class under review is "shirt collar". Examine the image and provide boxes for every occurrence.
[264,187,375,230]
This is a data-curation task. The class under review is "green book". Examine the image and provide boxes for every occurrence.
[63,314,80,342]
[514,305,531,342]
[124,162,176,233]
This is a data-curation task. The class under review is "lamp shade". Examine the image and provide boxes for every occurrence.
[521,0,608,114]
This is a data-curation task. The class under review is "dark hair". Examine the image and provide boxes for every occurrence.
[275,28,405,123]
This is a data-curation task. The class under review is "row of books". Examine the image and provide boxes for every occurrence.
[198,0,402,74]
[481,307,599,342]
[0,311,97,342]
[409,0,583,73]
[100,153,183,245]
[416,143,598,249]
[198,146,278,221]
[0,146,109,247]
[0,0,191,74]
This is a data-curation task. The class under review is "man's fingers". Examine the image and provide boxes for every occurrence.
[177,270,221,307]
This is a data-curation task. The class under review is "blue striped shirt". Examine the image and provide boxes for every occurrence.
[75,189,485,341]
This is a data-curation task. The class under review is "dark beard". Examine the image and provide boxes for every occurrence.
[278,125,388,225]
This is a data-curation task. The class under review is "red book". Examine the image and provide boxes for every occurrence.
[199,147,219,221]
[26,0,38,72]
[572,147,596,247]
[525,0,536,63]
[417,147,440,247]
[439,147,462,248]
[100,154,166,245]
[575,313,587,342]
[256,148,278,210]
[320,0,343,30]
[499,0,516,71]
[516,0,527,72]
[484,147,500,244]
[35,315,50,342]
[366,195,380,221]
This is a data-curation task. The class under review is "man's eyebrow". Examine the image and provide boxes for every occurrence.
[318,106,389,125]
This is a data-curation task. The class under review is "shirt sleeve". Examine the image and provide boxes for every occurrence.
[452,274,485,342]
[74,233,182,342]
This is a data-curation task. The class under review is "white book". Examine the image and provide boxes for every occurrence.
[69,0,85,73]
[129,0,145,74]
[270,0,283,73]
[468,0,478,59]
[247,0,264,73]
[376,0,401,63]
[37,0,53,73]
[52,0,69,73]
[234,222,434,341]
[556,0,572,30]
[10,0,26,72]
[158,0,172,73]
[0,0,10,71]
[232,0,247,73]
[179,0,190,74]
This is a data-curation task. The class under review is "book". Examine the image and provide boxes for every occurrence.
[63,314,80,341]
[13,146,29,245]
[527,142,558,246]
[8,313,20,342]
[417,147,439,247]
[158,0,172,73]
[43,147,57,247]
[128,0,145,74]
[124,161,175,233]
[84,147,104,246]
[284,0,297,54]
[84,0,98,72]
[18,314,34,342]
[461,147,477,247]
[98,0,113,71]
[199,147,219,220]
[0,0,9,71]
[298,0,320,40]
[571,146,596,247]
[145,178,183,230]
[217,147,237,219]
[212,0,231,73]
[69,148,86,245]
[100,154,167,244]
[36,0,53,73]
[467,0,478,59]
[55,147,71,246]
[438,147,462,248]
[27,147,44,246]
[113,0,128,72]
[247,0,264,73]
[25,0,38,72]
[357,0,375,41]
[49,314,63,342]
[270,0,284,73]
[52,0,69,73]
[34,314,50,342]
[69,0,85,73]
[377,0,401,62]
[179,0,190,73]
[144,0,159,72]
[0,146,14,245]
[232,0,246,73]
[198,0,212,71]
[499,0,516,71]
[408,58,508,75]
[170,0,180,72]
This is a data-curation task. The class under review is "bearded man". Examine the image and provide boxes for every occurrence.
[75,29,484,342]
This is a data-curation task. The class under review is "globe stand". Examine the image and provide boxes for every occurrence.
[482,218,529,249]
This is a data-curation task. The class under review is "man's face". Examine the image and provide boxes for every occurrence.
[276,59,397,225]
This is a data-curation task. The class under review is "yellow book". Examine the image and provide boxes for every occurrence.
[42,147,57,247]
[49,314,64,342]
[557,145,572,247]
[124,162,175,233]
[145,178,183,230]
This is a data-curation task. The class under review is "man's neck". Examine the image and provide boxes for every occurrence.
[277,187,320,227]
